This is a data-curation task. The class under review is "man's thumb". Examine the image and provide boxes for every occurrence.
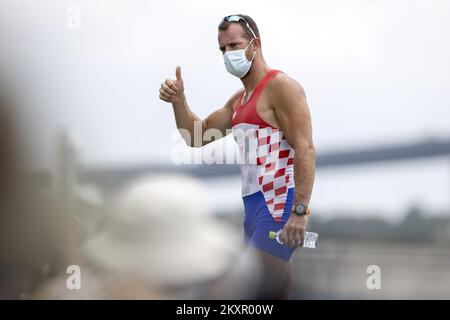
[175,66,182,81]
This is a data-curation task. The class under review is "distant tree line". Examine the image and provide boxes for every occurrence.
[309,206,450,244]
[219,205,450,244]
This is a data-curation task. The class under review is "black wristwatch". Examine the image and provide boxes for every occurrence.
[292,203,310,216]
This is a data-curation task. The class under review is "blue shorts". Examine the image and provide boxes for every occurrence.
[242,188,295,262]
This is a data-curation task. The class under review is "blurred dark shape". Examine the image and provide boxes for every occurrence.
[0,88,71,299]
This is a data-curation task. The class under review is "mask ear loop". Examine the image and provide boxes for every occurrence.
[246,38,257,62]
[250,49,257,61]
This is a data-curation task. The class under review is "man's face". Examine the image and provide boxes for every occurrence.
[218,23,254,58]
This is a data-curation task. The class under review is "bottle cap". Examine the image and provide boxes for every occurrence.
[268,231,277,240]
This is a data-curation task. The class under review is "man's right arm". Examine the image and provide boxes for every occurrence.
[159,66,243,147]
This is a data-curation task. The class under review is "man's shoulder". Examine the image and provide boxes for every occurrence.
[225,88,245,110]
[268,71,305,96]
[231,88,245,100]
[266,71,307,110]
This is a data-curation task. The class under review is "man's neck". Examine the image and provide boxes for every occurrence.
[241,58,271,95]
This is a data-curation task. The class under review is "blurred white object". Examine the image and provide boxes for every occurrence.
[74,183,104,208]
[84,174,241,288]
[112,174,211,218]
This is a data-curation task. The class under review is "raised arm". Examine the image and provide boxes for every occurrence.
[159,66,243,147]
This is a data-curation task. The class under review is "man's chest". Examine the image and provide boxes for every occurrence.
[233,90,278,126]
[255,89,280,128]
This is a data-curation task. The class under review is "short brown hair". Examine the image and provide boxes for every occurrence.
[218,14,260,41]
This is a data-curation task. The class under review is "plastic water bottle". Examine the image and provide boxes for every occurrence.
[269,230,318,248]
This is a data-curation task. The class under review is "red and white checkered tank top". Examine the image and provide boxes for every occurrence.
[231,69,295,221]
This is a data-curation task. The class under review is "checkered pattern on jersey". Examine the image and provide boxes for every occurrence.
[255,127,295,221]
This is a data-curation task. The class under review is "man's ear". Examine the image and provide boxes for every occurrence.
[253,37,261,51]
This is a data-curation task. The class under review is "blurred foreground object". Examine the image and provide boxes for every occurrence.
[84,174,243,297]
[0,89,71,299]
[35,174,260,299]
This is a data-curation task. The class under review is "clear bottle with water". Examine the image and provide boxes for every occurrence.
[269,230,318,248]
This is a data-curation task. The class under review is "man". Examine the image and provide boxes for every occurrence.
[159,14,316,299]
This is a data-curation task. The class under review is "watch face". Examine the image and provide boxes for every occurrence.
[295,204,306,215]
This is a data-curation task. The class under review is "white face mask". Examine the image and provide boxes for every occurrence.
[223,39,256,78]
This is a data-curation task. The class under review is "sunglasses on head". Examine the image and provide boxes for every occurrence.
[222,15,257,39]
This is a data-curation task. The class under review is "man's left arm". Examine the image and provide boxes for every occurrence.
[271,75,316,249]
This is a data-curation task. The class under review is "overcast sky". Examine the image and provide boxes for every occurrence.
[0,0,448,217]
[1,0,449,166]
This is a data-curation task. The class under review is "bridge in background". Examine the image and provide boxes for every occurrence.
[77,138,450,194]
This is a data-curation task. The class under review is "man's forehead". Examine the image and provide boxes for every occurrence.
[218,23,246,43]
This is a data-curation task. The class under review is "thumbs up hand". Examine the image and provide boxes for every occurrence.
[159,66,185,104]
